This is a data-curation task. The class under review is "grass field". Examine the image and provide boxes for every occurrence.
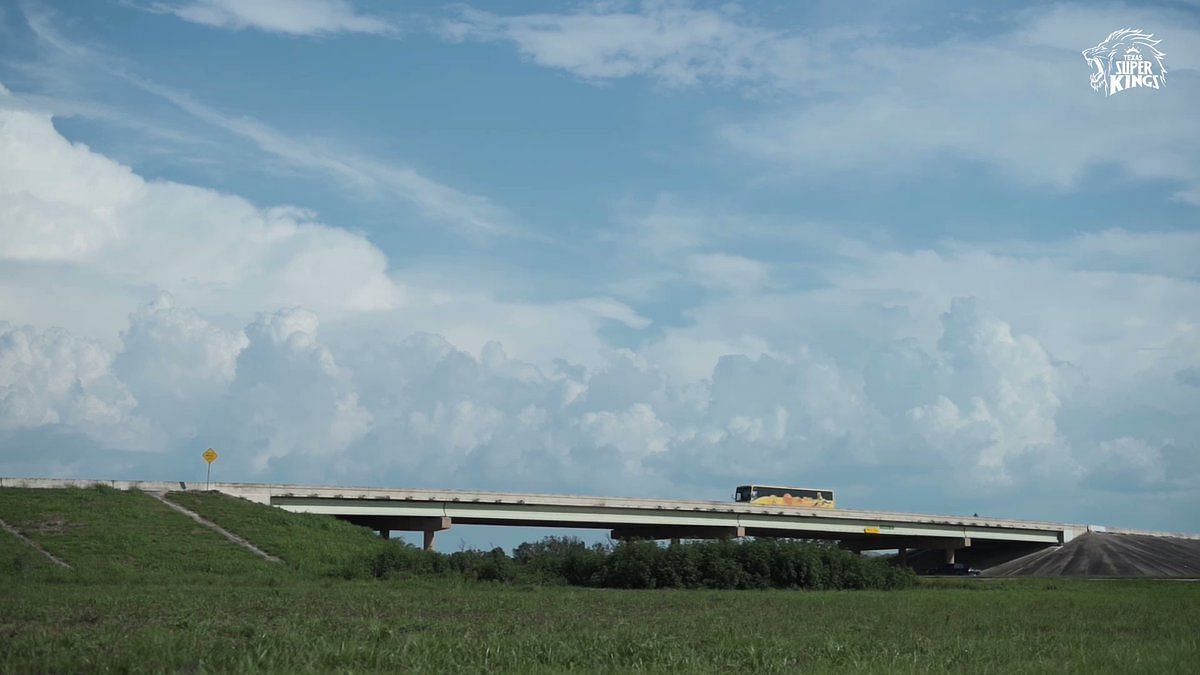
[4,577,1197,672]
[3,487,1198,672]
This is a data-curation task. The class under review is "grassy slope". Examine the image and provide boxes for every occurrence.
[0,526,58,580]
[1,487,1197,672]
[166,490,392,577]
[0,487,279,583]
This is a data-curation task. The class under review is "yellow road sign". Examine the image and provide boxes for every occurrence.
[202,448,218,464]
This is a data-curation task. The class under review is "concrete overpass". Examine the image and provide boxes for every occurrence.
[12,477,1194,561]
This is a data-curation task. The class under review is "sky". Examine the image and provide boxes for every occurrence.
[0,0,1198,546]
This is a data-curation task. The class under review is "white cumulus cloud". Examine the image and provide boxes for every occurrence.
[223,307,373,472]
[0,322,150,449]
[0,93,403,331]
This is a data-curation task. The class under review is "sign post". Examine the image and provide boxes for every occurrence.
[202,448,218,490]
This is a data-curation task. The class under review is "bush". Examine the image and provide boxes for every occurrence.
[448,548,518,582]
[597,540,659,588]
[594,539,915,591]
[513,537,606,585]
[344,542,447,580]
[345,536,916,591]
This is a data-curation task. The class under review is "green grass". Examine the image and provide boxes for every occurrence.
[0,486,280,583]
[0,526,59,580]
[2,578,1197,672]
[1,487,1197,672]
[165,490,391,577]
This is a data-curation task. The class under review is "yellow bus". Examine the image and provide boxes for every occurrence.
[733,484,835,508]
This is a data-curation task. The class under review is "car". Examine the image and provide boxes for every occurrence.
[924,562,982,576]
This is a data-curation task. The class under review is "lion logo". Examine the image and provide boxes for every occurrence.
[1083,29,1166,96]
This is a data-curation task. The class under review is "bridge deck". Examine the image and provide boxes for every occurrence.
[4,478,1196,548]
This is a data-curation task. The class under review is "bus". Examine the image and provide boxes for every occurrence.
[733,484,835,508]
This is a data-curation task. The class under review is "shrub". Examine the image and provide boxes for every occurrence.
[595,539,915,591]
[448,547,517,582]
[597,540,659,588]
[512,537,606,585]
[345,536,916,591]
[346,542,446,580]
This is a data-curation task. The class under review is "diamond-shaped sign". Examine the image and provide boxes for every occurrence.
[202,448,218,464]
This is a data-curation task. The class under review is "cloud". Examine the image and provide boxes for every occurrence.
[618,200,1198,509]
[1,273,1196,527]
[0,77,644,374]
[0,302,376,478]
[688,253,770,293]
[900,298,1071,483]
[720,7,1200,203]
[113,293,247,438]
[0,321,150,449]
[150,0,394,36]
[442,2,774,86]
[126,82,520,239]
[447,2,1200,205]
[1,3,1197,530]
[0,94,404,322]
[329,288,650,372]
[220,307,373,472]
[631,199,1200,391]
[657,300,1068,488]
[18,9,518,240]
[1084,437,1167,489]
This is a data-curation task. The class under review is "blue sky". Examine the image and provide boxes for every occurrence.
[0,0,1198,546]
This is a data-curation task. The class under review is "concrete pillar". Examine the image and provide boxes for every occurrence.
[898,547,908,566]
[423,530,436,552]
[378,528,390,539]
[944,547,956,564]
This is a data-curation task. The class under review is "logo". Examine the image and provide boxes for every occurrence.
[1083,28,1166,96]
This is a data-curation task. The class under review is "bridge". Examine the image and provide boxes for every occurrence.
[12,477,1193,563]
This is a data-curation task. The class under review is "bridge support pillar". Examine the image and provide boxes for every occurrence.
[944,548,955,564]
[337,515,451,550]
[898,547,908,566]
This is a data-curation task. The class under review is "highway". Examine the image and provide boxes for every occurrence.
[4,477,1196,557]
[9,470,1200,554]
